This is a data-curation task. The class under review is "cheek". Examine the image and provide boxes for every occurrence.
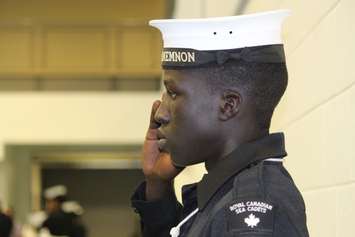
[190,97,216,123]
[175,99,217,137]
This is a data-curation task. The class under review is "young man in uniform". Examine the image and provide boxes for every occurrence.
[131,10,309,237]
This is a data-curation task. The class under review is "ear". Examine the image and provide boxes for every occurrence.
[219,90,242,121]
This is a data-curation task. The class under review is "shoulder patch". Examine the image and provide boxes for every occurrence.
[226,199,275,234]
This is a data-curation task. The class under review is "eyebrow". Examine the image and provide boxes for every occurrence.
[163,77,176,87]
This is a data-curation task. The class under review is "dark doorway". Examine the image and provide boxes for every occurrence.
[42,168,144,237]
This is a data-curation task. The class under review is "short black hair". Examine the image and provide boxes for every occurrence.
[185,60,288,129]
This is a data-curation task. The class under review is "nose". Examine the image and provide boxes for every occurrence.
[154,101,170,125]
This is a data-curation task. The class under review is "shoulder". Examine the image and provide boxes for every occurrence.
[222,162,308,236]
[234,162,304,203]
[262,164,306,210]
[234,162,306,214]
[262,164,309,236]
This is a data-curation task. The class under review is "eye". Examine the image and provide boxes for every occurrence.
[167,89,177,99]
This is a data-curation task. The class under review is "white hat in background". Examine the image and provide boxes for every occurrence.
[62,201,84,216]
[149,10,290,68]
[44,185,67,200]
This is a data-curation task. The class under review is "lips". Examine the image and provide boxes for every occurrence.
[157,130,168,151]
[158,139,168,151]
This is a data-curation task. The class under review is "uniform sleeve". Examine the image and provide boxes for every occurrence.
[268,166,309,237]
[131,181,183,237]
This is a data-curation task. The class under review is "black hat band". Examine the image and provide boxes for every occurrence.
[161,44,286,69]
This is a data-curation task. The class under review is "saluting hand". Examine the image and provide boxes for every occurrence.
[142,100,183,201]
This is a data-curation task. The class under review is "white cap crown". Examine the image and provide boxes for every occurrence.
[149,10,290,51]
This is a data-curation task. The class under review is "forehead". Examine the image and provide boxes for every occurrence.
[162,69,207,89]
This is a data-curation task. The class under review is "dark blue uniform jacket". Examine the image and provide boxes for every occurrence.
[131,133,309,237]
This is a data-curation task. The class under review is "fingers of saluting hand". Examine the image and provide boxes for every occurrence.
[146,100,161,140]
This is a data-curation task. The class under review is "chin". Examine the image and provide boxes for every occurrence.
[171,152,205,167]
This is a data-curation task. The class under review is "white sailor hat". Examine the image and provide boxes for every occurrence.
[149,10,290,68]
[44,185,67,200]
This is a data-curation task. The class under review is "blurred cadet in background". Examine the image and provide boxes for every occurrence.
[24,191,87,237]
[39,185,86,237]
[0,201,13,237]
[41,185,69,236]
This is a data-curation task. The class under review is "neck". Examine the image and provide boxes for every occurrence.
[204,128,269,171]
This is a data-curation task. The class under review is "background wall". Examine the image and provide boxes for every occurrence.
[0,163,6,207]
[0,92,158,159]
[0,0,167,22]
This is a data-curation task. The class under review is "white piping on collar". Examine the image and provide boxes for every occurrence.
[170,208,199,237]
[264,158,284,162]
